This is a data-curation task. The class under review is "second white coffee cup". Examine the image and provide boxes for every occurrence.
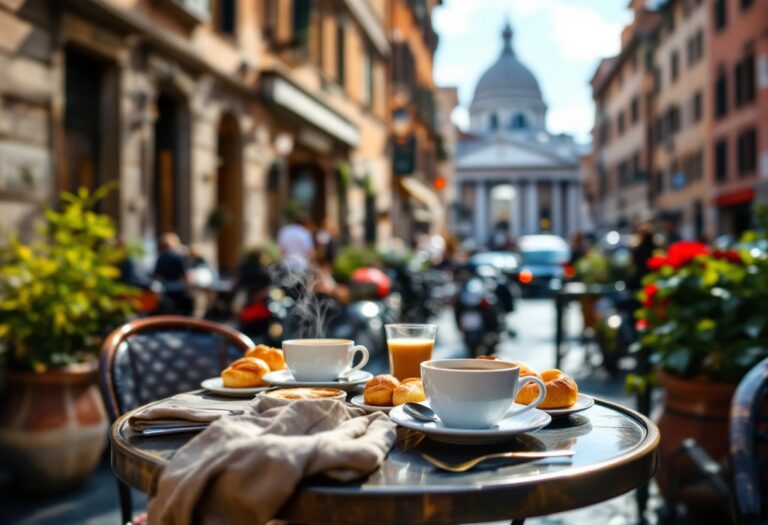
[282,339,369,382]
[421,358,547,429]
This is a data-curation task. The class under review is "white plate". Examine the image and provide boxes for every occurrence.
[262,369,373,392]
[389,401,551,445]
[349,395,393,413]
[541,393,595,418]
[200,377,273,397]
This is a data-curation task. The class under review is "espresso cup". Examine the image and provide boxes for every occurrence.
[420,358,547,429]
[282,339,369,382]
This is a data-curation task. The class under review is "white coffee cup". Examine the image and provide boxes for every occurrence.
[420,358,547,429]
[282,339,369,382]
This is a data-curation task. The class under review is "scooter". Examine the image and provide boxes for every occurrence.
[454,268,504,357]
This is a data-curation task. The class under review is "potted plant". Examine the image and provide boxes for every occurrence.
[0,186,137,492]
[634,235,768,499]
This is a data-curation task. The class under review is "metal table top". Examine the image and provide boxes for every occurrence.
[111,394,659,524]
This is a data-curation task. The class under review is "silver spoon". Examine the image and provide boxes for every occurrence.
[404,402,439,422]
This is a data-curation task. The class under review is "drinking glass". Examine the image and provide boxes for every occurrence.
[385,324,438,380]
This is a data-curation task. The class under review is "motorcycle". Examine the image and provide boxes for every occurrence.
[238,286,292,347]
[453,266,505,357]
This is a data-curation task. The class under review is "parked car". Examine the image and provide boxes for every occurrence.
[515,235,571,295]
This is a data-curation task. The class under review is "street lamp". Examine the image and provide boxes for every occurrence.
[274,132,294,227]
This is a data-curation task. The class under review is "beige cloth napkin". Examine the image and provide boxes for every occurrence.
[129,394,244,432]
[147,396,397,525]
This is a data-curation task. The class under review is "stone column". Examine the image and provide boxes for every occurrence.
[474,181,488,246]
[526,180,539,234]
[552,180,563,237]
[567,183,580,236]
[513,181,523,238]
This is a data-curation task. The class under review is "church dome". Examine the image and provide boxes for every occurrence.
[472,23,543,104]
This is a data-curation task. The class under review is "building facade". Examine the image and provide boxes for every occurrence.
[591,1,659,233]
[709,0,768,236]
[388,0,444,240]
[434,85,458,231]
[455,23,583,248]
[0,0,395,274]
[651,0,711,241]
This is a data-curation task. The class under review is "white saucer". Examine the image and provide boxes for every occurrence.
[262,369,373,392]
[542,393,595,418]
[200,377,272,397]
[349,395,393,413]
[389,401,551,445]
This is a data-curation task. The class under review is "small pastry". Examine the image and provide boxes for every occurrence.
[363,374,400,406]
[509,360,540,379]
[476,354,498,360]
[221,357,270,388]
[264,387,346,400]
[516,369,578,409]
[392,380,426,405]
[245,344,286,371]
[400,377,422,385]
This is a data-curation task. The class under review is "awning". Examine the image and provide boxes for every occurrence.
[400,176,444,231]
[261,73,360,147]
[714,188,754,207]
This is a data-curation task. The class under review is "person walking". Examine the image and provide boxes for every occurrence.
[153,232,193,315]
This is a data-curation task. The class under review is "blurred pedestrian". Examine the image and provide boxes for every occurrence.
[315,218,339,265]
[662,218,681,246]
[153,232,193,315]
[629,223,658,290]
[568,231,590,265]
[277,212,315,273]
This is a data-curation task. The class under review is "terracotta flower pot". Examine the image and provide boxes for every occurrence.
[0,360,108,493]
[656,370,736,507]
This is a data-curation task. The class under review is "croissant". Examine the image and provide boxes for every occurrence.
[363,374,400,406]
[392,380,426,406]
[221,357,270,388]
[516,369,578,409]
[245,344,286,371]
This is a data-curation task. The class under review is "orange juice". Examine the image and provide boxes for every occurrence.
[387,338,434,380]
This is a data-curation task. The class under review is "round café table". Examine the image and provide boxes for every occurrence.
[111,394,659,524]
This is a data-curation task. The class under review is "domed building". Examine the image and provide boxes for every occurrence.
[455,23,585,246]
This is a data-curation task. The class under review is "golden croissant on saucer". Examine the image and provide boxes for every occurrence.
[245,344,286,371]
[221,357,270,388]
[363,375,426,406]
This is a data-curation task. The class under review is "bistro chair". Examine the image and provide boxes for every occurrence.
[664,356,768,524]
[98,315,255,525]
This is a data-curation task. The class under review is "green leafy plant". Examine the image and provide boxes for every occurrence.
[332,245,381,283]
[635,237,768,385]
[0,186,137,372]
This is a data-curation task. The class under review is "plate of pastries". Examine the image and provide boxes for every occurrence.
[477,355,594,418]
[200,344,287,397]
[350,374,427,413]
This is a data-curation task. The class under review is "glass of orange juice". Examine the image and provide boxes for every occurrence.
[385,324,438,380]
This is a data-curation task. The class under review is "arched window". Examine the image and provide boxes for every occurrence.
[511,113,527,129]
[489,113,498,131]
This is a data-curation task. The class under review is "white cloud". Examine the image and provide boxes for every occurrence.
[548,3,625,61]
[547,105,595,143]
[451,106,470,130]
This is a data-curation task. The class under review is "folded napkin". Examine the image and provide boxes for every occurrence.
[147,396,397,525]
[129,394,245,432]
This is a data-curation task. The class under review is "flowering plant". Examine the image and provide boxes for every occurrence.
[636,236,768,384]
[0,186,137,372]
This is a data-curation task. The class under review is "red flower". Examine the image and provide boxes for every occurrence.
[636,319,649,331]
[667,241,709,268]
[642,283,658,308]
[647,255,668,271]
[713,249,742,264]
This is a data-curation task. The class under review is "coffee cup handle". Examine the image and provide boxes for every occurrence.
[341,345,369,377]
[507,376,547,417]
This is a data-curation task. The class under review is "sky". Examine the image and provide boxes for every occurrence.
[433,0,633,144]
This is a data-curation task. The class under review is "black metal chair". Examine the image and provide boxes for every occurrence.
[664,356,768,524]
[98,316,254,525]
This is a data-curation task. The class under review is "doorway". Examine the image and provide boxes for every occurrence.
[63,46,119,217]
[153,91,190,240]
[216,114,243,275]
